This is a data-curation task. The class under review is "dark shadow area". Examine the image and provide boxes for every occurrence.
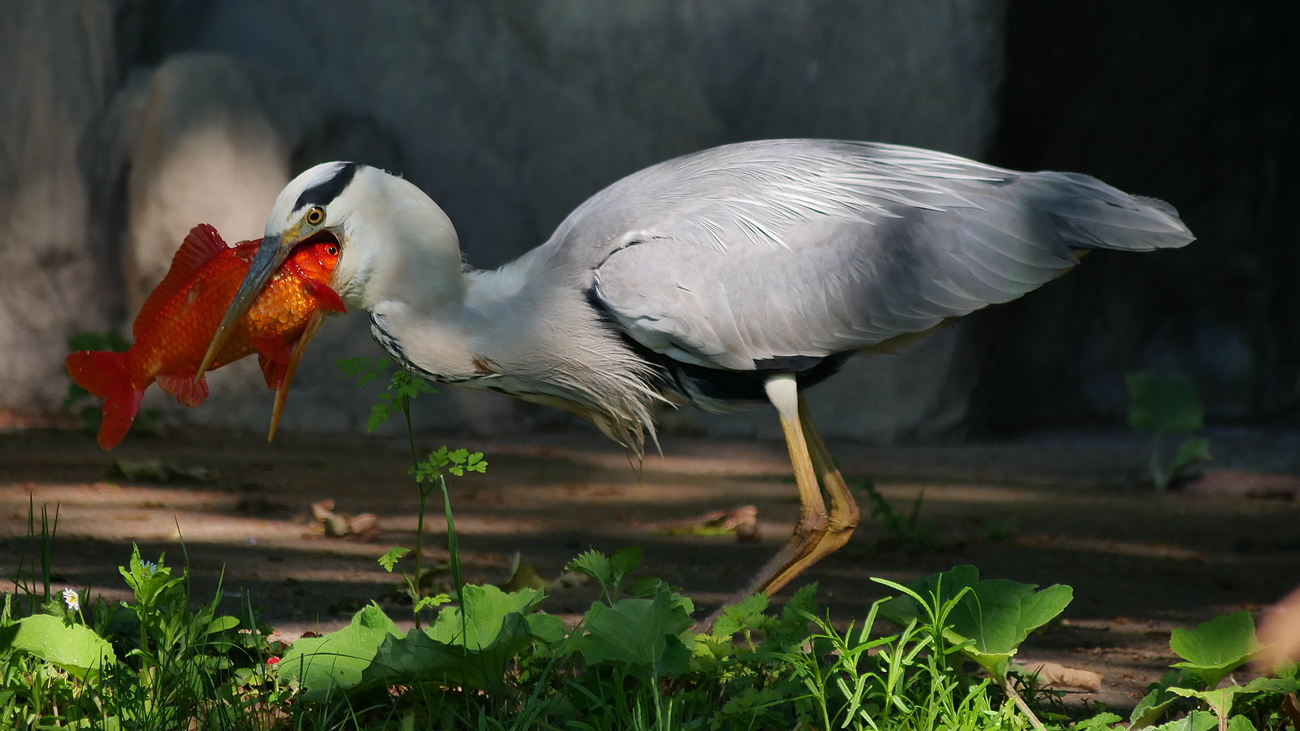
[1,425,1297,712]
[978,1,1300,432]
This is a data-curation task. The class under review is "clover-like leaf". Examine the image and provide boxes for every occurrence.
[378,546,410,572]
[712,592,771,639]
[413,594,451,613]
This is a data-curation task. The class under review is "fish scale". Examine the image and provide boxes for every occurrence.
[66,223,345,449]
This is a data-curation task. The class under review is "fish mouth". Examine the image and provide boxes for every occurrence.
[197,227,343,440]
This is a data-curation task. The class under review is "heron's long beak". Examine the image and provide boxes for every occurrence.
[267,311,326,441]
[196,232,293,381]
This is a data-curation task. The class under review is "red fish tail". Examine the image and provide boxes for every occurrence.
[65,351,144,449]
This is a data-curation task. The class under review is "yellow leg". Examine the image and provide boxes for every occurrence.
[707,375,826,612]
[792,399,861,566]
[703,374,861,628]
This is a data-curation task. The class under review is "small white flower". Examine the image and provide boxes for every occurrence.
[140,560,158,575]
[62,588,80,612]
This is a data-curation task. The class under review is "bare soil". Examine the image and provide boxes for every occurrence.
[1,424,1298,715]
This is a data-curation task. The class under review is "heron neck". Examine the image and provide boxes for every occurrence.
[367,261,528,383]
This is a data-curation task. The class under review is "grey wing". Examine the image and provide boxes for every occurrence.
[575,140,1193,372]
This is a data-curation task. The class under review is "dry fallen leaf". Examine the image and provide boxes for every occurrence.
[309,500,380,541]
[652,505,761,543]
[1017,661,1103,692]
[113,458,216,482]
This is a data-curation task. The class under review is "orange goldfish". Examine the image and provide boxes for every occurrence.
[66,223,346,449]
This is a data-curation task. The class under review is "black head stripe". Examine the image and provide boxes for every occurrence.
[294,162,360,211]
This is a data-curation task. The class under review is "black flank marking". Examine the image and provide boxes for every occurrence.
[583,286,852,405]
[753,354,824,372]
[294,162,360,211]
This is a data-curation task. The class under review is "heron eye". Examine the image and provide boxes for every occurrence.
[305,206,325,225]
[324,245,338,256]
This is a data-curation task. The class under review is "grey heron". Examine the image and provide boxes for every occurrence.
[200,139,1194,614]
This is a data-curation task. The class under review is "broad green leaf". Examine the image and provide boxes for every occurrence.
[1070,712,1123,730]
[1226,716,1257,731]
[526,611,568,646]
[0,614,116,681]
[608,545,642,582]
[206,615,240,635]
[276,603,400,701]
[1127,372,1204,434]
[1240,675,1299,694]
[362,615,534,692]
[1165,674,1296,730]
[360,585,552,691]
[880,565,1072,677]
[1146,710,1218,731]
[1169,611,1260,688]
[582,586,693,678]
[1170,438,1212,477]
[427,584,545,649]
[1130,669,1200,729]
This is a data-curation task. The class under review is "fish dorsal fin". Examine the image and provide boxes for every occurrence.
[134,224,231,338]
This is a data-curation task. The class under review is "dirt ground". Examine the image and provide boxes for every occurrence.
[1,423,1298,715]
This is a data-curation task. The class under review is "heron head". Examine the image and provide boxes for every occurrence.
[197,162,462,383]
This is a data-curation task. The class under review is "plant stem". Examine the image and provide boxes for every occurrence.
[401,394,428,631]
[1150,430,1168,491]
[996,674,1045,730]
[440,474,464,601]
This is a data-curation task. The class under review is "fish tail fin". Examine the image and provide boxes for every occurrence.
[65,351,144,449]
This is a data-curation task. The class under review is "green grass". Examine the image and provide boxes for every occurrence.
[4,530,1296,729]
[15,355,1293,729]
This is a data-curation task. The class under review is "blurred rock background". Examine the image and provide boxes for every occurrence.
[0,0,1294,442]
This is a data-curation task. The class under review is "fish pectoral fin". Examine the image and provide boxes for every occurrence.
[258,353,287,391]
[251,335,294,365]
[305,280,347,313]
[157,373,209,408]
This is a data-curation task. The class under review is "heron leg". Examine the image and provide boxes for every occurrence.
[704,374,830,626]
[789,398,861,569]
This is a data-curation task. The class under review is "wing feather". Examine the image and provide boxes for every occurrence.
[534,140,1193,372]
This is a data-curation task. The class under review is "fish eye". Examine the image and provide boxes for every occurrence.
[305,206,325,225]
[325,245,338,256]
